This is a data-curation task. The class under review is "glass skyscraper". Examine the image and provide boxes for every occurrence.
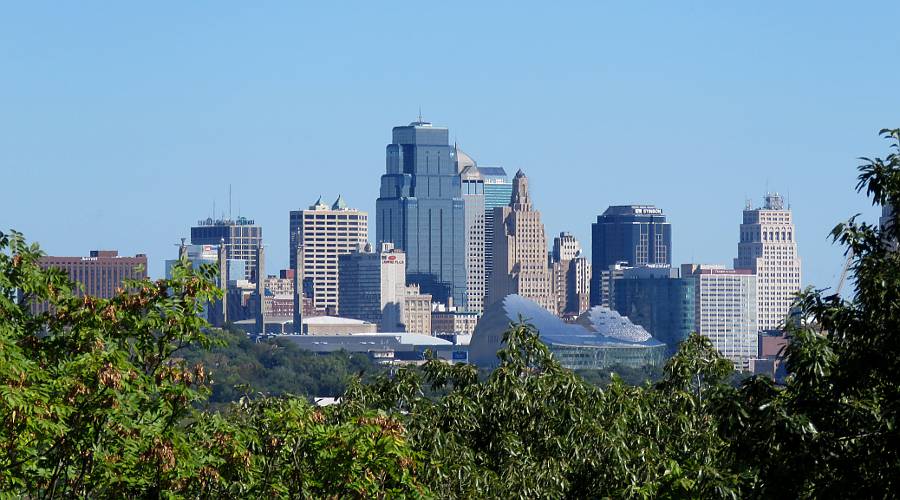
[376,121,466,306]
[590,205,671,306]
[613,266,695,355]
[479,166,512,288]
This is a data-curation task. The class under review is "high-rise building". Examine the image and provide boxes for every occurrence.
[734,193,802,332]
[599,261,630,309]
[33,251,147,312]
[376,120,466,307]
[882,204,897,250]
[613,266,695,354]
[191,216,261,282]
[338,242,407,331]
[401,284,432,334]
[591,205,671,306]
[487,170,554,311]
[459,150,486,313]
[481,166,513,290]
[549,232,591,316]
[682,264,758,370]
[289,196,368,313]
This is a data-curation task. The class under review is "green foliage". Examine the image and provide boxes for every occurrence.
[0,234,427,497]
[179,327,386,404]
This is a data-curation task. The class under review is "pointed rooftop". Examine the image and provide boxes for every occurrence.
[332,194,349,210]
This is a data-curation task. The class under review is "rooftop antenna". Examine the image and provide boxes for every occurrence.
[418,106,423,123]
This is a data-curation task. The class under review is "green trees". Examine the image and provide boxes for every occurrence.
[1,128,898,497]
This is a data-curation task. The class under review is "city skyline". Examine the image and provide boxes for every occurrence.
[2,3,895,292]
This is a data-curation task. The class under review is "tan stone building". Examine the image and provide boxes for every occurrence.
[401,284,432,334]
[486,170,554,312]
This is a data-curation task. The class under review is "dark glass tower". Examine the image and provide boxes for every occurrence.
[479,166,512,287]
[613,266,694,354]
[376,121,466,306]
[590,205,671,306]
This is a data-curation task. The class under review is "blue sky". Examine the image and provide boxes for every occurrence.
[2,2,898,290]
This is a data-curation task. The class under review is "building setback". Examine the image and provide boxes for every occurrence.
[734,193,802,332]
[591,205,671,306]
[487,170,554,312]
[376,120,466,307]
[289,196,368,314]
[682,264,758,370]
[338,242,407,332]
[191,216,261,282]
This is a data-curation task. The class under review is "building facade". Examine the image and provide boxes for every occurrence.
[191,216,261,282]
[487,170,554,311]
[549,232,591,317]
[734,193,801,332]
[460,155,487,313]
[338,242,407,332]
[479,166,512,301]
[401,284,432,334]
[36,250,147,302]
[682,264,758,370]
[289,196,368,313]
[591,205,671,306]
[613,266,695,354]
[376,120,466,307]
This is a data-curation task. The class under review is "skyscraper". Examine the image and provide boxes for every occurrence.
[549,232,590,316]
[591,205,671,306]
[481,166,513,290]
[33,250,147,313]
[289,195,368,313]
[734,193,801,332]
[459,149,486,313]
[376,120,466,307]
[338,242,407,332]
[191,216,262,282]
[487,170,554,311]
[613,266,695,354]
[682,264,758,370]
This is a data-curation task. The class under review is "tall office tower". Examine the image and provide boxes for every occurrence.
[481,166,513,289]
[255,244,265,334]
[549,232,589,316]
[289,196,368,313]
[682,264,758,370]
[191,216,262,282]
[35,250,147,301]
[292,243,303,334]
[734,193,802,332]
[567,256,591,315]
[487,170,554,311]
[459,153,486,313]
[591,205,671,306]
[402,284,432,334]
[376,120,466,307]
[552,232,582,262]
[613,266,695,354]
[338,242,407,331]
[882,204,897,250]
[599,261,630,309]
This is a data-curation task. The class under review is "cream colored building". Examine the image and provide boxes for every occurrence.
[734,193,802,332]
[289,195,368,313]
[487,170,554,312]
[401,284,432,334]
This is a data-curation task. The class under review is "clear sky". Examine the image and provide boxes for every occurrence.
[2,2,898,291]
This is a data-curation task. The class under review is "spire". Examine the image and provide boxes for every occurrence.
[332,194,348,210]
[511,169,531,209]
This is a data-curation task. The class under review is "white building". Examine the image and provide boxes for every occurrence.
[682,264,758,370]
[289,195,368,313]
[734,193,802,332]
[338,242,407,332]
[459,154,487,314]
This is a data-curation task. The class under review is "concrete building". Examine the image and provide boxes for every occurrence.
[682,264,758,370]
[734,193,802,332]
[613,265,695,355]
[431,304,479,336]
[487,170,554,312]
[34,251,147,310]
[289,196,368,314]
[459,152,487,313]
[338,242,407,332]
[549,232,591,317]
[376,120,466,306]
[191,216,261,282]
[599,261,630,309]
[402,284,432,334]
[275,332,461,364]
[481,166,513,293]
[233,315,377,335]
[591,205,671,306]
